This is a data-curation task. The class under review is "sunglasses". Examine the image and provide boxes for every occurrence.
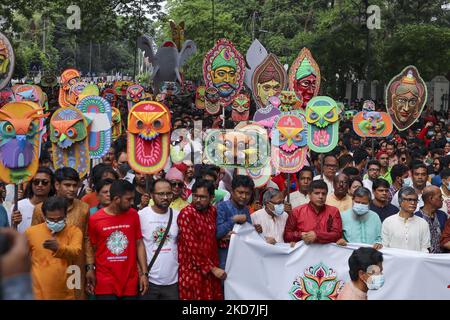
[170,181,184,188]
[33,179,50,186]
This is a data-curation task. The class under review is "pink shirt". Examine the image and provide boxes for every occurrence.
[337,281,367,300]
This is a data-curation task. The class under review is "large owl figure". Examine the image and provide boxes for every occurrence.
[58,68,81,107]
[0,102,47,184]
[126,84,145,111]
[76,96,112,159]
[127,101,171,174]
[111,107,122,141]
[305,96,339,153]
[271,112,308,174]
[50,107,90,178]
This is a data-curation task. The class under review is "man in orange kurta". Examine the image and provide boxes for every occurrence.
[26,196,82,299]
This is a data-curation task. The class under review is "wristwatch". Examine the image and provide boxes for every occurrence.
[85,264,95,272]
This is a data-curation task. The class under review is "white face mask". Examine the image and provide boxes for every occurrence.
[273,204,285,216]
[365,274,385,290]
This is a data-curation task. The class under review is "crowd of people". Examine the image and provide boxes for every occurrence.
[0,81,450,301]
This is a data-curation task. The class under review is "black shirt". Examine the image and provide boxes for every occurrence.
[369,202,399,222]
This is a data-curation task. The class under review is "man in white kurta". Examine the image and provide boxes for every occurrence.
[382,187,430,252]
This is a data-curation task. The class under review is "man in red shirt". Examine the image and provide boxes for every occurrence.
[284,180,342,245]
[177,179,225,300]
[86,180,149,299]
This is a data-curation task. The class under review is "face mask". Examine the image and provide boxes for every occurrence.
[365,274,385,290]
[273,204,285,216]
[353,203,369,216]
[46,219,66,233]
[403,177,412,187]
[424,158,432,165]
[446,137,450,142]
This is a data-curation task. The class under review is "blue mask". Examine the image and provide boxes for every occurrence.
[366,274,385,290]
[273,204,285,216]
[403,177,412,187]
[46,219,66,233]
[446,137,450,142]
[353,203,369,216]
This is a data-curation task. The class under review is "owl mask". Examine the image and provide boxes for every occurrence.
[271,112,308,173]
[231,93,250,121]
[0,102,48,184]
[76,96,112,159]
[305,96,339,153]
[126,84,145,111]
[50,106,90,178]
[127,101,171,174]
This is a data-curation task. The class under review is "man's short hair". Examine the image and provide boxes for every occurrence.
[192,179,215,197]
[348,247,383,281]
[411,163,428,173]
[338,154,354,169]
[308,180,328,194]
[372,178,390,191]
[342,166,360,177]
[390,164,409,181]
[353,148,369,165]
[109,180,135,200]
[54,167,80,183]
[262,189,282,205]
[398,186,417,204]
[231,175,255,190]
[367,159,381,168]
[296,166,314,180]
[94,178,115,193]
[42,196,68,217]
[353,187,372,200]
[149,178,171,193]
[441,168,450,180]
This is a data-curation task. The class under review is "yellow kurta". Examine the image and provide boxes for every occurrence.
[32,199,93,299]
[326,193,353,214]
[25,223,82,300]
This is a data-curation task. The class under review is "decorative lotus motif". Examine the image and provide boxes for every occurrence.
[289,262,344,300]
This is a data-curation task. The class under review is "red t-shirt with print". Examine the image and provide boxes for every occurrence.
[88,208,142,297]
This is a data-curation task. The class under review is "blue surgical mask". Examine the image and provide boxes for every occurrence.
[446,137,450,142]
[273,204,285,216]
[46,219,66,233]
[366,274,385,290]
[353,203,369,216]
[403,177,412,187]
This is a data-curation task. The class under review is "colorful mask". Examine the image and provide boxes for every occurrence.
[50,107,90,178]
[203,38,245,107]
[0,88,15,107]
[305,96,339,153]
[126,84,145,111]
[342,110,358,121]
[111,107,122,141]
[252,53,287,109]
[13,84,45,107]
[58,68,81,107]
[204,125,269,169]
[113,81,134,96]
[279,91,300,112]
[160,81,180,96]
[169,20,185,50]
[362,100,375,112]
[289,48,320,109]
[195,85,206,109]
[76,96,112,159]
[231,93,250,121]
[0,33,14,91]
[78,84,100,101]
[102,88,117,108]
[271,112,308,173]
[183,80,196,95]
[386,66,427,131]
[127,101,171,174]
[204,87,221,115]
[253,96,281,129]
[0,102,47,184]
[67,82,88,106]
[353,111,393,138]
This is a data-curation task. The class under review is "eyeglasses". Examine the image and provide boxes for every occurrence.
[153,192,173,198]
[170,181,184,188]
[33,179,50,186]
[402,198,418,203]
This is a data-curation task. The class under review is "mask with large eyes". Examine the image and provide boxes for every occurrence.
[126,84,145,111]
[278,91,300,112]
[111,107,122,141]
[353,110,393,138]
[58,68,81,107]
[113,81,133,96]
[271,112,308,173]
[13,85,45,107]
[50,106,90,178]
[102,88,117,108]
[0,102,48,184]
[127,101,171,174]
[231,93,250,121]
[76,96,112,159]
[305,96,340,153]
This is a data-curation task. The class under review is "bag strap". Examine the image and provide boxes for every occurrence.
[147,208,173,272]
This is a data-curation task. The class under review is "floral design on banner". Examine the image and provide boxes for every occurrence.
[289,262,344,300]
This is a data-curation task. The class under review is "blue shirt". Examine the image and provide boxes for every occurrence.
[0,204,9,227]
[340,208,382,244]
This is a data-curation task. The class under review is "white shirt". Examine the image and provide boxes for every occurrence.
[251,208,288,243]
[362,179,374,198]
[313,175,334,194]
[8,198,35,234]
[138,207,180,285]
[441,186,449,217]
[390,186,430,211]
[382,213,430,252]
[286,191,309,209]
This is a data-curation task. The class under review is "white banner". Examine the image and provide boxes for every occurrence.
[225,223,450,300]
